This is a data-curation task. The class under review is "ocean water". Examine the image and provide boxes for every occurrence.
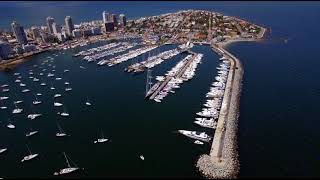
[1,1,320,178]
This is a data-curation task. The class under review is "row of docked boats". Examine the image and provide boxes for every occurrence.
[126,48,180,73]
[73,42,121,57]
[98,45,158,66]
[83,42,139,62]
[152,53,203,103]
[177,56,231,144]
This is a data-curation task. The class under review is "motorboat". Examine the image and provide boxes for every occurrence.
[178,130,211,142]
[54,102,63,107]
[194,140,204,145]
[22,89,30,93]
[7,123,15,129]
[0,96,9,100]
[140,155,145,160]
[20,83,26,87]
[54,94,62,98]
[12,108,23,114]
[0,148,7,154]
[27,114,42,120]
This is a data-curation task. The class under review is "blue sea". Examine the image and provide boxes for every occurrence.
[0,1,320,178]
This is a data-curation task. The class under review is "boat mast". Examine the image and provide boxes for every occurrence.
[26,144,32,155]
[63,152,71,168]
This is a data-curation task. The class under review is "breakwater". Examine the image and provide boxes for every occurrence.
[196,43,244,179]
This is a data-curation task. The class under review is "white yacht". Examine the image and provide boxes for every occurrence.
[22,89,30,93]
[36,93,42,96]
[53,152,80,175]
[60,112,69,117]
[19,83,26,87]
[33,100,42,105]
[0,106,7,109]
[54,102,63,107]
[13,101,23,105]
[65,87,72,91]
[12,108,23,114]
[2,88,9,92]
[64,82,70,85]
[7,123,15,129]
[178,130,211,142]
[33,78,39,82]
[27,113,42,120]
[1,84,8,88]
[15,79,21,83]
[21,145,39,162]
[0,96,9,100]
[54,94,62,98]
[140,155,145,160]
[64,69,69,73]
[0,148,7,154]
[40,82,46,86]
[55,77,62,80]
[194,140,204,145]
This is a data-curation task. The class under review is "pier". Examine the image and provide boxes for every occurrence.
[148,52,198,100]
[196,43,243,179]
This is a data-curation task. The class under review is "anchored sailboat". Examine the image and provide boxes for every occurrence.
[94,130,108,143]
[21,144,39,162]
[53,152,81,175]
[56,122,67,137]
[85,97,91,106]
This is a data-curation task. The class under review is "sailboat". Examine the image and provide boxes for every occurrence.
[85,97,91,106]
[53,152,81,175]
[21,144,39,162]
[65,84,72,92]
[50,83,55,90]
[56,123,67,137]
[26,128,39,137]
[94,130,108,143]
[32,94,42,105]
[36,93,42,96]
[12,103,23,114]
[59,106,69,117]
[21,89,30,93]
[7,119,15,129]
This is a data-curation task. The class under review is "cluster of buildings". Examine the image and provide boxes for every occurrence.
[129,10,262,43]
[0,12,127,61]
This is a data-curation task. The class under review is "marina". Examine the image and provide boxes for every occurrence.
[126,42,194,73]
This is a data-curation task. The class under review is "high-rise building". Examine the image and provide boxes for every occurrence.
[119,14,127,27]
[11,21,28,45]
[104,22,114,32]
[111,14,118,26]
[31,26,41,40]
[0,41,12,60]
[46,16,55,34]
[72,29,81,38]
[52,22,61,35]
[102,11,110,23]
[65,16,74,37]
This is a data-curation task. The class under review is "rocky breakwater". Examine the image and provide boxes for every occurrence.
[196,44,244,179]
